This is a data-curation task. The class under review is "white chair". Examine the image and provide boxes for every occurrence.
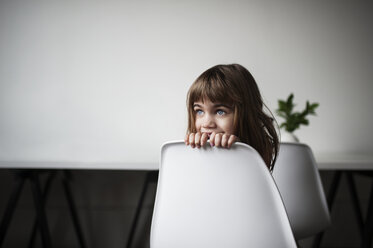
[272,142,331,240]
[150,141,296,248]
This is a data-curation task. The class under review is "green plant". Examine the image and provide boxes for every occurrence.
[276,93,319,133]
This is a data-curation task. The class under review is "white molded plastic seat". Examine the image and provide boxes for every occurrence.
[272,142,331,240]
[150,141,296,248]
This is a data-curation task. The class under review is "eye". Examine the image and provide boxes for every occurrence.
[195,109,204,116]
[216,109,226,116]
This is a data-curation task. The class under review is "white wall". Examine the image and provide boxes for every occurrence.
[0,0,372,164]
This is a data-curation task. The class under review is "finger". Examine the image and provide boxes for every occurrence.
[214,133,222,147]
[189,133,195,148]
[227,135,238,148]
[185,133,189,145]
[221,134,229,148]
[195,132,201,148]
[201,133,208,147]
[210,132,216,146]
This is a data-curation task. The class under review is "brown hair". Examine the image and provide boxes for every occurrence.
[186,64,279,170]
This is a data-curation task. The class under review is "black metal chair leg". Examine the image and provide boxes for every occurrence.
[346,172,364,236]
[126,171,158,248]
[28,171,57,248]
[62,170,86,248]
[361,179,373,248]
[148,171,159,214]
[313,171,342,248]
[0,173,26,247]
[30,171,52,248]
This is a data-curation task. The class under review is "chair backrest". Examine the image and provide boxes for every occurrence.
[272,142,331,240]
[150,141,296,248]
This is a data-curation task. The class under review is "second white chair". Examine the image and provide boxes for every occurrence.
[272,142,331,240]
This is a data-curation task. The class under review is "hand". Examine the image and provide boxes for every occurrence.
[184,132,209,148]
[209,132,239,148]
[184,132,239,149]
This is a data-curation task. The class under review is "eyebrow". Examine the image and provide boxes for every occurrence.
[193,103,232,108]
[213,103,231,108]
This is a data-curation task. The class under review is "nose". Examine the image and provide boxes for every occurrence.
[202,114,216,129]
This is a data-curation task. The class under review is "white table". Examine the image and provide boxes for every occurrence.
[316,154,373,170]
[1,154,373,170]
[1,155,373,248]
[0,161,158,170]
[0,161,158,248]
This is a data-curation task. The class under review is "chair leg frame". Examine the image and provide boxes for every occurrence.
[29,171,53,248]
[313,171,373,248]
[0,173,26,247]
[126,171,158,248]
[0,170,86,248]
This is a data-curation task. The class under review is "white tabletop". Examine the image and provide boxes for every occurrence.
[1,154,373,171]
[316,153,373,170]
[0,161,158,170]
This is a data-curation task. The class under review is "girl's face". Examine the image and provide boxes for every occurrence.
[193,98,235,136]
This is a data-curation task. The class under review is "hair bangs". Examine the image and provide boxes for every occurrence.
[188,77,235,106]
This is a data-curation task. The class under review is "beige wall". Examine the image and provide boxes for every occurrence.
[0,0,372,164]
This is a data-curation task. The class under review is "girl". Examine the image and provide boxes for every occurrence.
[184,64,279,170]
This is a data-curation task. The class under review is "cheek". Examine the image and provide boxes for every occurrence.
[195,118,202,130]
[220,117,235,133]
